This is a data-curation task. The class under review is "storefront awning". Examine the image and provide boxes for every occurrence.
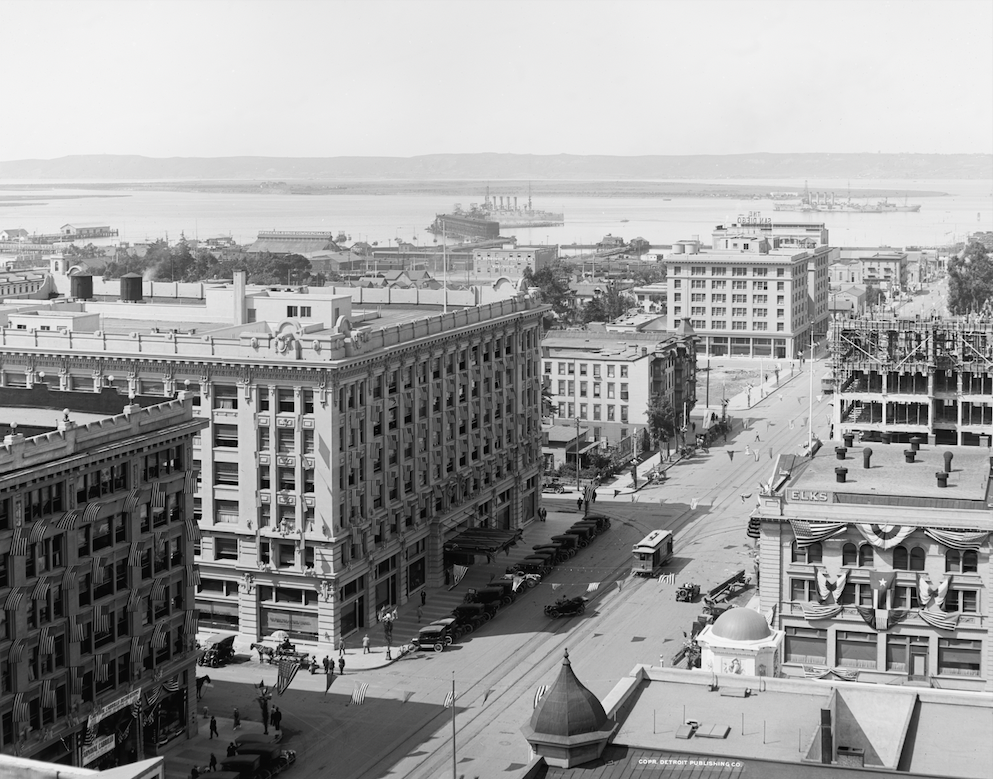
[443,527,523,557]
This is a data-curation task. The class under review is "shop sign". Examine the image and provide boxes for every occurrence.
[82,734,115,765]
[87,688,141,729]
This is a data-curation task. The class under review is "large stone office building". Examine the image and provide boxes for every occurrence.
[0,264,545,653]
[0,396,204,767]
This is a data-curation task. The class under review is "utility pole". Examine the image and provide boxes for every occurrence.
[575,416,581,494]
[808,322,815,448]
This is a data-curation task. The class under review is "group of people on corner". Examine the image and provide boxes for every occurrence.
[195,707,282,778]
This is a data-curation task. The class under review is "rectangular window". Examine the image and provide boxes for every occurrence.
[215,500,239,524]
[752,281,768,290]
[691,307,706,316]
[606,405,615,421]
[790,579,816,601]
[690,280,706,289]
[732,321,747,331]
[732,267,747,276]
[213,424,238,448]
[213,385,238,410]
[711,267,726,275]
[579,381,587,397]
[214,462,238,486]
[711,321,726,330]
[690,266,707,275]
[214,536,238,560]
[607,366,615,378]
[785,626,827,664]
[277,389,295,414]
[938,638,981,676]
[710,280,726,289]
[277,428,295,454]
[712,307,726,316]
[753,267,768,277]
[836,631,877,669]
[732,280,747,290]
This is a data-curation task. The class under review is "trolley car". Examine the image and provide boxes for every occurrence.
[631,529,674,577]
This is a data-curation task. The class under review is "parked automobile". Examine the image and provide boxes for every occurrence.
[533,543,569,563]
[425,618,458,645]
[500,571,541,590]
[220,754,261,777]
[566,526,595,547]
[198,634,237,668]
[583,514,612,532]
[410,623,452,652]
[571,520,601,538]
[510,556,553,576]
[483,580,517,605]
[550,535,581,557]
[451,603,490,634]
[527,549,559,569]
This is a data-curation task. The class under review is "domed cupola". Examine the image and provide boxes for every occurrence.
[521,649,617,768]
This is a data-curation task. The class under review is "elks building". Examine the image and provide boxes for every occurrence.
[0,261,545,655]
[0,396,204,768]
[749,440,992,691]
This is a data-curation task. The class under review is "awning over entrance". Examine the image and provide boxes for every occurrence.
[443,527,523,558]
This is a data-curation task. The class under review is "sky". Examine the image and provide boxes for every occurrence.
[0,0,991,160]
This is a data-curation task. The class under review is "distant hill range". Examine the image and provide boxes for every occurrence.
[0,153,990,180]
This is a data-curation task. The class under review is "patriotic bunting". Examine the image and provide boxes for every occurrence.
[659,573,675,585]
[151,483,165,509]
[856,524,915,550]
[12,693,28,724]
[802,603,844,620]
[162,678,180,693]
[586,582,600,593]
[746,518,761,539]
[276,658,299,695]
[815,568,848,602]
[918,608,961,631]
[924,528,988,550]
[443,690,457,709]
[803,666,860,682]
[450,565,469,588]
[349,683,369,705]
[918,575,950,608]
[29,520,50,543]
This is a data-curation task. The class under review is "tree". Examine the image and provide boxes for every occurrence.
[523,260,574,323]
[864,284,886,308]
[582,284,635,323]
[948,241,993,315]
[646,394,677,456]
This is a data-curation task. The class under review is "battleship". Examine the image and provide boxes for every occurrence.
[772,183,921,213]
[427,190,565,239]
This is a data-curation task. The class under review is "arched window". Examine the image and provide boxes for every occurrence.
[963,550,978,573]
[893,546,909,570]
[909,546,926,571]
[858,545,874,568]
[842,543,858,566]
[946,549,961,572]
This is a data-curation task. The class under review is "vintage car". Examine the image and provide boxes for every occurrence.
[571,520,602,538]
[550,535,581,556]
[675,582,701,602]
[566,525,596,547]
[510,556,553,577]
[450,603,490,634]
[532,543,570,564]
[527,549,559,569]
[220,754,261,777]
[500,571,541,590]
[410,622,453,652]
[464,586,508,611]
[484,579,517,604]
[428,617,461,643]
[583,514,612,532]
[544,595,588,618]
[198,633,237,668]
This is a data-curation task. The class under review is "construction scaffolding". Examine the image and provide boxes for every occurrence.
[830,315,993,446]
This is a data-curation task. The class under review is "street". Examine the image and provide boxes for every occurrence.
[180,360,833,779]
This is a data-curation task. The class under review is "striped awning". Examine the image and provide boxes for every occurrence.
[162,677,180,693]
[95,605,112,634]
[123,489,144,515]
[4,586,26,611]
[72,616,89,642]
[57,509,81,530]
[128,542,146,567]
[184,470,200,494]
[185,516,202,542]
[71,666,86,696]
[12,693,28,724]
[190,567,201,586]
[82,502,104,523]
[39,627,54,655]
[150,578,169,602]
[127,587,144,612]
[95,655,110,682]
[131,637,146,665]
[151,483,165,509]
[10,530,28,557]
[9,639,25,663]
[29,520,50,543]
[151,622,167,649]
[184,610,198,636]
[145,686,160,708]
[32,577,52,600]
[41,678,57,708]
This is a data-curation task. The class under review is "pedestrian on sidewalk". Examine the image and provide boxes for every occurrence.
[420,590,427,607]
[262,706,269,735]
[209,754,218,772]
[208,716,219,739]
[755,433,760,442]
[309,655,318,674]
[338,637,346,657]
[576,497,583,511]
[272,707,282,733]
[416,605,423,622]
[232,707,240,730]
[226,742,237,757]
[362,635,371,654]
[323,655,331,674]
[338,656,345,675]
[591,490,597,504]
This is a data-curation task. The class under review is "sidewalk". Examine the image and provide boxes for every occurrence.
[160,715,272,779]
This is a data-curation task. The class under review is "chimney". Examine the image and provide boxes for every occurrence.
[819,708,833,764]
[910,436,923,452]
[936,471,948,488]
[943,451,953,474]
[904,449,916,464]
[835,447,848,461]
[862,447,873,469]
[233,268,248,326]
[835,466,848,483]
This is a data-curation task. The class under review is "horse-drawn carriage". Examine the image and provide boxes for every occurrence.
[251,633,310,667]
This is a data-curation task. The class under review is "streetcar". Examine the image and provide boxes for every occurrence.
[631,529,674,577]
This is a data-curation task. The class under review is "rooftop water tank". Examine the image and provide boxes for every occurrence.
[120,273,143,302]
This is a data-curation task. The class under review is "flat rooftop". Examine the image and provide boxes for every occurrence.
[792,442,991,503]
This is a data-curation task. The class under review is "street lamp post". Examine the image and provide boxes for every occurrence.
[575,417,582,495]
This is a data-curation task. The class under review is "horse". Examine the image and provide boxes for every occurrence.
[250,643,276,665]
[196,675,211,701]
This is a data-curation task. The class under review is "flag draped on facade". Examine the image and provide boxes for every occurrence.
[802,603,844,620]
[856,524,915,550]
[918,608,961,631]
[789,520,848,548]
[923,528,988,550]
[451,565,469,588]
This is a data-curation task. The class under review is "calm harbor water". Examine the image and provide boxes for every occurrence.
[1,178,990,250]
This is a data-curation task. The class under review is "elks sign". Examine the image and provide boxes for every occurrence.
[787,489,832,503]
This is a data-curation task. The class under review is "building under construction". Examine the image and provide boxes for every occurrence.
[832,315,993,446]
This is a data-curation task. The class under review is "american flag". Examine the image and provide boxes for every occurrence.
[451,565,469,587]
[443,690,457,709]
[276,658,299,696]
[583,484,597,503]
[350,683,369,706]
[533,685,548,709]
